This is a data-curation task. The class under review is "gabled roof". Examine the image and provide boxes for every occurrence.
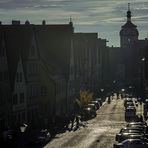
[0,26,33,90]
[0,23,73,89]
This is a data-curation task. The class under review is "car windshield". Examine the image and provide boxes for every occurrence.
[126,109,135,112]
[39,132,46,136]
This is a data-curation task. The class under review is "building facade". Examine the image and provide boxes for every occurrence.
[0,34,12,130]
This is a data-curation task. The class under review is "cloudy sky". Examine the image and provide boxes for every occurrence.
[0,0,147,46]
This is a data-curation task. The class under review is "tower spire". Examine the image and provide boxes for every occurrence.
[70,16,72,23]
[128,3,130,11]
[69,16,73,26]
[127,3,131,22]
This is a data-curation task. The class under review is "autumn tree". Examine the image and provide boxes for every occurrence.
[79,89,93,107]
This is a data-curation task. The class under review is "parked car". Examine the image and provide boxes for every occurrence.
[113,139,148,148]
[29,129,51,145]
[1,129,14,144]
[87,103,97,111]
[120,127,146,134]
[125,101,135,108]
[124,98,133,107]
[116,129,144,142]
[126,122,147,127]
[1,127,20,143]
[90,100,100,109]
[125,107,136,121]
[80,107,97,120]
[95,98,102,106]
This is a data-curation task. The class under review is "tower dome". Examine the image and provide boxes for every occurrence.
[120,3,139,48]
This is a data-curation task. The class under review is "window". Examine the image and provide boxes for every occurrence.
[20,93,24,103]
[0,43,5,57]
[18,113,20,123]
[41,86,47,96]
[4,71,8,81]
[7,94,11,103]
[16,72,23,82]
[0,94,4,105]
[0,71,2,81]
[22,112,25,120]
[20,72,22,82]
[28,63,38,75]
[13,94,18,105]
[30,46,35,56]
[16,72,19,82]
[13,115,16,122]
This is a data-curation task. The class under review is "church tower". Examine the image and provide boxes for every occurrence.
[119,3,140,86]
[120,3,139,48]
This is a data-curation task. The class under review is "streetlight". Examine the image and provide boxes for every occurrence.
[100,88,104,92]
[141,57,145,61]
[140,57,146,116]
[19,123,28,147]
[121,88,125,92]
[20,123,28,133]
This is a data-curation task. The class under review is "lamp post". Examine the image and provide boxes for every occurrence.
[140,57,145,116]
[20,123,28,133]
[100,88,104,100]
[19,123,28,147]
[141,57,145,102]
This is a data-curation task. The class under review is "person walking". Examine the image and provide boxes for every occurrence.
[70,114,75,131]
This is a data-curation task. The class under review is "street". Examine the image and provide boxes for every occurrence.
[44,97,126,148]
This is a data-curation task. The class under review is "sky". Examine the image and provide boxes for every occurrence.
[0,0,147,46]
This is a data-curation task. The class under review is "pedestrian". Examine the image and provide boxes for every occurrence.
[70,114,75,131]
[108,97,111,104]
[75,114,80,129]
[63,114,70,130]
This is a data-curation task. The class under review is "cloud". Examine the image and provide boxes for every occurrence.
[0,0,147,46]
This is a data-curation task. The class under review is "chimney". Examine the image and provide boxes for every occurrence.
[12,20,20,25]
[42,20,46,25]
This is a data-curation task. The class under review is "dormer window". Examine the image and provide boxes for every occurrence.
[0,48,5,57]
[30,46,35,56]
[0,40,6,57]
[13,94,18,105]
[16,72,23,82]
[20,72,22,82]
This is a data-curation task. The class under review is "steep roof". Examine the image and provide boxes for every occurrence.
[0,26,33,89]
[0,23,73,90]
